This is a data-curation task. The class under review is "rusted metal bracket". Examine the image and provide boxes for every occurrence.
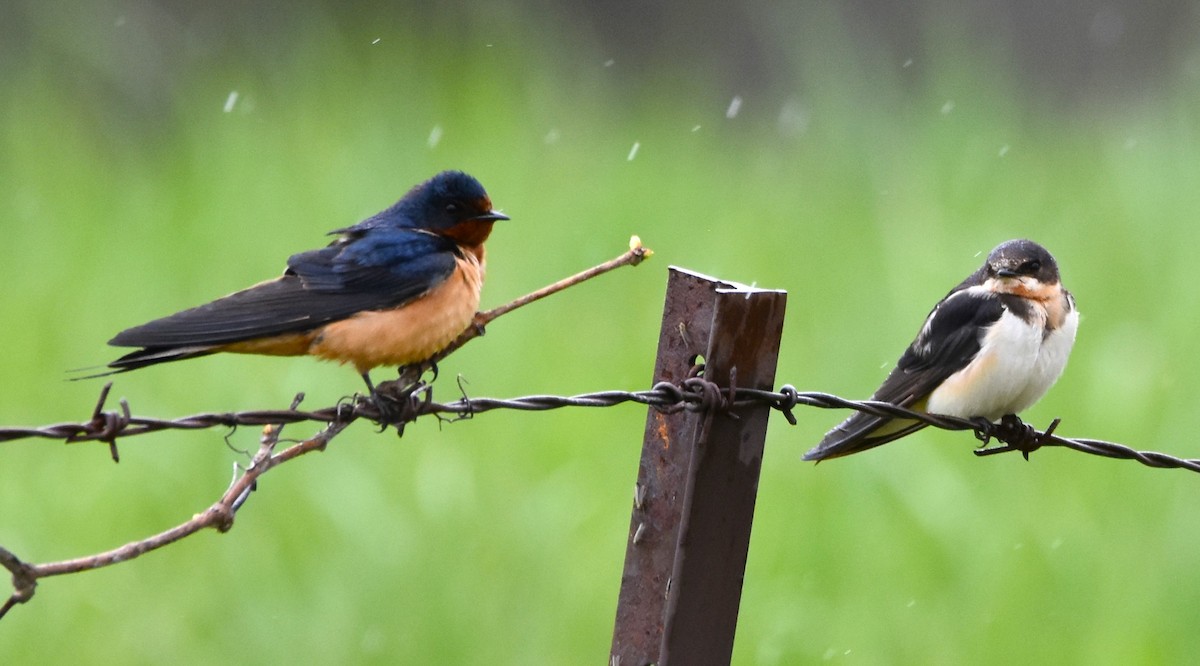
[610,267,787,666]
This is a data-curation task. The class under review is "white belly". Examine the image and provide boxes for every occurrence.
[927,306,1078,421]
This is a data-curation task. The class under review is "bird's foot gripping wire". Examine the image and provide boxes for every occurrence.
[396,361,439,389]
[357,368,437,435]
[973,414,1061,460]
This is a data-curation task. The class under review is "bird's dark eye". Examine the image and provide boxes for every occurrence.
[445,202,460,215]
[1020,260,1041,273]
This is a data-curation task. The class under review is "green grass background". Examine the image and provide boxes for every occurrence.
[3,3,1200,664]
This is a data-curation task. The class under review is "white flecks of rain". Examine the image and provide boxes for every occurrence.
[604,59,615,67]
[544,129,560,144]
[726,95,743,119]
[627,141,640,161]
[903,58,913,68]
[371,37,381,45]
[998,144,1010,157]
[691,125,702,132]
[428,125,443,148]
[940,100,955,115]
[778,98,809,137]
[223,91,239,113]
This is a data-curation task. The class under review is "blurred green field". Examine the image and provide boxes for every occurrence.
[3,3,1200,664]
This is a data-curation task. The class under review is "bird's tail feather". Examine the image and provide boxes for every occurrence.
[803,415,928,461]
[69,346,218,380]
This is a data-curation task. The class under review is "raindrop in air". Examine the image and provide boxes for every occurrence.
[726,96,743,119]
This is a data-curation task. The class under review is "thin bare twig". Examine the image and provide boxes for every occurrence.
[0,411,348,620]
[481,235,653,323]
[422,236,652,370]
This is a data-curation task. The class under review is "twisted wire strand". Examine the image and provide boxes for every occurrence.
[1,380,1197,474]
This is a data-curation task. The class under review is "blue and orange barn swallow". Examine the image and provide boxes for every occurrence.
[101,170,507,395]
[804,239,1078,461]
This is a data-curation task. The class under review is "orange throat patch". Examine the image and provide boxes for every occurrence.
[986,277,1072,331]
[440,220,495,254]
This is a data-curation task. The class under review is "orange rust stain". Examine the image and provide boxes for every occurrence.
[654,411,671,450]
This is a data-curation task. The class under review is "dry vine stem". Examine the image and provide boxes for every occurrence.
[0,237,652,620]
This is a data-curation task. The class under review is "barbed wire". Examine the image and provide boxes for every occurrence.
[3,373,1197,621]
[2,377,1197,474]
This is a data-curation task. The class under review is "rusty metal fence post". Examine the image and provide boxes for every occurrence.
[610,267,787,666]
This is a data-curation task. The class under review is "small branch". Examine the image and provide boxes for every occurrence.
[424,236,653,369]
[0,547,35,620]
[0,413,348,619]
[485,235,652,324]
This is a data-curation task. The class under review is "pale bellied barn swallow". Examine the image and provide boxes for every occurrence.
[804,239,1078,462]
[102,170,508,394]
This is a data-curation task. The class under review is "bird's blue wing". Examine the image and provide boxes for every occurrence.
[288,228,456,293]
[109,229,459,348]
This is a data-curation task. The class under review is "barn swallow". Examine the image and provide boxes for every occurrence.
[804,239,1077,462]
[100,170,507,395]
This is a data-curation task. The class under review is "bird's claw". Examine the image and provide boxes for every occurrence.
[973,415,1060,460]
[971,417,997,446]
[358,380,433,435]
[354,363,442,434]
[395,361,439,388]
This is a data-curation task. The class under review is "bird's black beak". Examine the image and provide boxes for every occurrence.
[473,211,510,222]
[996,268,1018,278]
